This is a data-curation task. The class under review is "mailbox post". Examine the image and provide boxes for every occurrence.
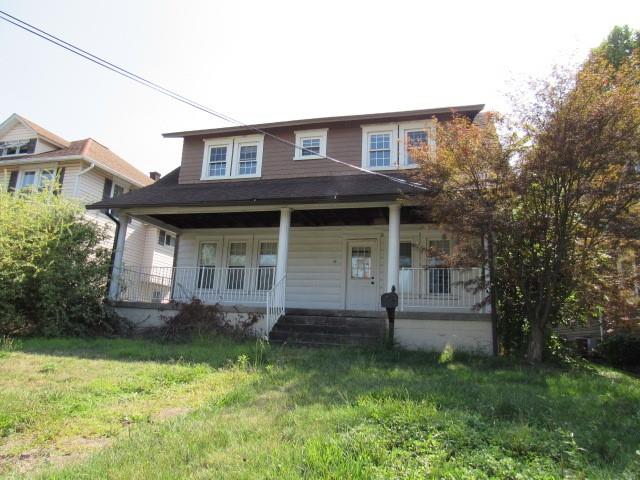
[381,286,398,348]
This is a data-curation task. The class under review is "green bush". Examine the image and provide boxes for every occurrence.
[0,187,119,336]
[596,334,640,367]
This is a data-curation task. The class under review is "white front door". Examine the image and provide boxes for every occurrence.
[346,239,378,310]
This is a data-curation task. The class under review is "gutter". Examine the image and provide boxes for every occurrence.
[103,209,121,299]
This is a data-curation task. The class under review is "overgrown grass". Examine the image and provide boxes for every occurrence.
[0,337,639,479]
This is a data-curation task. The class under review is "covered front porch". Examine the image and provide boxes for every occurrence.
[108,202,487,333]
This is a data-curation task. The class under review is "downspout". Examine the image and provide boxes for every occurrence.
[73,162,95,197]
[104,210,120,299]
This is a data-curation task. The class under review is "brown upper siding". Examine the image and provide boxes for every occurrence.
[175,106,483,185]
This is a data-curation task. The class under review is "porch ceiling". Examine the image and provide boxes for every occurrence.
[149,206,430,229]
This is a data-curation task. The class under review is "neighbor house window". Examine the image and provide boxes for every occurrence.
[112,184,125,198]
[0,139,35,157]
[19,171,37,189]
[38,169,56,190]
[157,229,174,247]
[362,121,434,170]
[293,129,328,160]
[201,135,264,180]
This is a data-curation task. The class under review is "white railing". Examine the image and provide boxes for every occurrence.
[266,275,286,332]
[115,266,277,305]
[399,267,485,311]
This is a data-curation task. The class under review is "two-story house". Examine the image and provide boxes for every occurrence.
[0,113,175,277]
[91,105,493,353]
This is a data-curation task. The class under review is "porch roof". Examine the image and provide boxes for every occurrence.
[88,168,425,210]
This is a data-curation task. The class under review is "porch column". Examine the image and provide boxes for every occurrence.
[108,212,129,300]
[276,207,291,283]
[387,204,400,292]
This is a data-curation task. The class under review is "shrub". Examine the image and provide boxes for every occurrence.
[0,187,118,336]
[596,334,640,367]
[161,299,258,341]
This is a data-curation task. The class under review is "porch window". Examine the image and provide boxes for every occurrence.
[257,242,277,290]
[227,242,247,290]
[198,242,217,289]
[351,246,372,279]
[428,239,450,294]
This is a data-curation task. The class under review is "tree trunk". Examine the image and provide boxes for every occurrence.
[527,322,545,363]
[487,229,499,356]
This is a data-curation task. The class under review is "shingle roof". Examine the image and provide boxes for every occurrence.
[14,114,70,148]
[88,167,422,210]
[20,138,153,187]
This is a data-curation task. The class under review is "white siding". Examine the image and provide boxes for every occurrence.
[0,123,34,142]
[34,139,58,155]
[175,224,447,311]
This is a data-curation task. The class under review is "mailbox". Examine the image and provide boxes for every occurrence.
[381,290,398,309]
[381,286,398,348]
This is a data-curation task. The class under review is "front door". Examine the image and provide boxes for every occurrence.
[346,239,378,310]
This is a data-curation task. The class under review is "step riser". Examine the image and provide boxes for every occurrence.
[269,313,386,347]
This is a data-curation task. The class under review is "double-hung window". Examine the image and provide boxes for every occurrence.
[20,171,37,189]
[202,135,264,180]
[427,239,451,294]
[293,129,328,160]
[257,241,277,290]
[39,169,56,189]
[362,121,433,170]
[227,242,247,290]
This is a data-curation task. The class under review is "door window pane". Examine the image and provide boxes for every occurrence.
[351,246,372,279]
[257,242,277,290]
[198,243,217,289]
[227,242,247,289]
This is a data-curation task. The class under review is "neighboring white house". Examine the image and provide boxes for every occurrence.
[0,113,174,274]
[92,106,494,353]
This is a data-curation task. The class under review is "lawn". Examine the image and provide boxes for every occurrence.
[0,337,639,479]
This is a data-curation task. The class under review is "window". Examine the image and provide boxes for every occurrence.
[227,242,247,289]
[20,171,37,189]
[361,124,397,169]
[428,239,451,294]
[112,184,125,198]
[351,246,372,279]
[399,242,412,268]
[198,242,217,289]
[158,229,174,247]
[257,242,277,290]
[201,135,264,180]
[0,139,35,157]
[293,129,328,160]
[39,169,56,190]
[362,121,434,170]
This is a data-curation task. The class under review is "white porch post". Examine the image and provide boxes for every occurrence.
[387,204,400,292]
[276,207,291,283]
[108,212,129,300]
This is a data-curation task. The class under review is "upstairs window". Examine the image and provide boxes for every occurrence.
[0,139,36,157]
[362,121,433,170]
[201,135,264,180]
[293,129,328,160]
[158,229,174,247]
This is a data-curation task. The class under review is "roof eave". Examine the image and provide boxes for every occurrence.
[162,104,485,138]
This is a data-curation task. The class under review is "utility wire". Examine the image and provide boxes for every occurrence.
[0,9,427,191]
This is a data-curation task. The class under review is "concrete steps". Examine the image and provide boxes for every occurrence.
[269,311,386,347]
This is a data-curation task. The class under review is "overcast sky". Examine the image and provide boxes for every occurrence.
[1,0,638,176]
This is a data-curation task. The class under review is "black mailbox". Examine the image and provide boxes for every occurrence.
[381,289,398,309]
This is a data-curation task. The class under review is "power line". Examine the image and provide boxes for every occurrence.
[0,9,427,191]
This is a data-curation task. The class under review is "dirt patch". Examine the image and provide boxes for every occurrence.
[151,406,192,422]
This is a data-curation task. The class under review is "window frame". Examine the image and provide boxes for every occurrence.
[361,124,398,170]
[201,134,264,180]
[17,166,57,190]
[0,139,33,157]
[293,128,328,160]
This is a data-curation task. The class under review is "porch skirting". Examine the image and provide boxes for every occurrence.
[111,302,492,354]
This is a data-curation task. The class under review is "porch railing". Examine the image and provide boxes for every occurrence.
[266,275,286,332]
[398,267,485,311]
[115,266,277,305]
